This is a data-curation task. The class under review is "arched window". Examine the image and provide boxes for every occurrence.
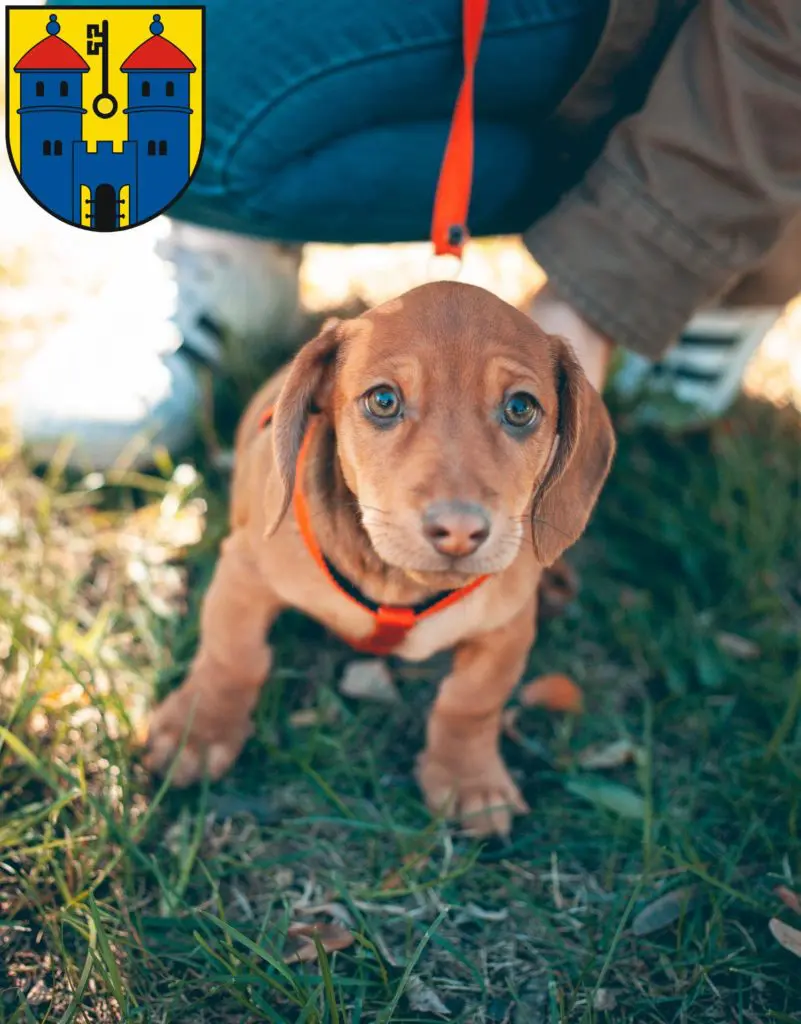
[147,140,156,156]
[42,140,51,156]
[54,141,63,156]
[158,140,168,156]
[60,81,68,97]
[142,81,150,97]
[35,81,44,97]
[165,81,174,97]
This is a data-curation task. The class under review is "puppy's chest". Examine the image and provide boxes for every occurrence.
[259,528,532,661]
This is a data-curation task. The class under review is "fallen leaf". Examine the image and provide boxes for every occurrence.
[769,917,801,958]
[631,886,700,936]
[774,885,801,916]
[283,922,354,964]
[593,988,617,1012]
[715,631,760,661]
[520,673,584,713]
[380,852,431,891]
[577,739,637,771]
[379,871,408,892]
[565,778,645,820]
[406,975,451,1017]
[339,659,400,704]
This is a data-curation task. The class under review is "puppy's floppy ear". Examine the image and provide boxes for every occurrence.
[531,338,616,566]
[264,318,342,536]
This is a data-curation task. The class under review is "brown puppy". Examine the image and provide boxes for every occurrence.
[146,282,615,836]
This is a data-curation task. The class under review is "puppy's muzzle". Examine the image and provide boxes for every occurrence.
[421,500,491,558]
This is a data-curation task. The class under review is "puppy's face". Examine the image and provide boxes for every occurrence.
[270,283,615,585]
[333,292,566,584]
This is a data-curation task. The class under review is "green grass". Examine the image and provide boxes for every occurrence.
[1,390,800,1023]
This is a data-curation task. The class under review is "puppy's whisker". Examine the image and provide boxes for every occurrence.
[360,519,407,535]
[496,539,523,552]
[303,499,393,523]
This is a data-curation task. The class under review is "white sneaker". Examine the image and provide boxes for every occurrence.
[159,222,302,371]
[7,222,301,472]
[611,307,783,428]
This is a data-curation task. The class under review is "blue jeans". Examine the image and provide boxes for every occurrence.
[53,0,608,243]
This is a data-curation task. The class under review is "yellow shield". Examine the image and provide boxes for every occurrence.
[5,6,204,230]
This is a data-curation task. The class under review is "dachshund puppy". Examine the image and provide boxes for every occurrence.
[146,282,615,836]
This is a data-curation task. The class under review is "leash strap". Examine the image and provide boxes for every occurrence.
[430,0,489,258]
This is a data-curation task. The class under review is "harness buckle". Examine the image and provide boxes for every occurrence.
[351,606,417,656]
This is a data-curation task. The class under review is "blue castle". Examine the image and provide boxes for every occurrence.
[14,12,195,229]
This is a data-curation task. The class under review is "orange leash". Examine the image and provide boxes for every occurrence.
[430,0,489,258]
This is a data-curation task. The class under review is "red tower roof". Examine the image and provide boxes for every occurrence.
[14,35,90,72]
[121,35,195,72]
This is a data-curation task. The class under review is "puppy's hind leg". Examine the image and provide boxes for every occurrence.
[145,533,283,786]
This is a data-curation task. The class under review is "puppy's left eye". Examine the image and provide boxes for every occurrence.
[502,392,541,429]
[364,385,403,421]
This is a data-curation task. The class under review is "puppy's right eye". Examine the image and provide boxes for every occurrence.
[364,385,402,422]
[502,391,541,429]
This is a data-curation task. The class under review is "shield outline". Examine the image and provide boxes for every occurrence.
[4,4,206,231]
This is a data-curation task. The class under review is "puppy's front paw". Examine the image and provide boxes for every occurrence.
[144,682,254,787]
[415,751,528,838]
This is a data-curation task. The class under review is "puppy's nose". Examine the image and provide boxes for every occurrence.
[422,501,491,558]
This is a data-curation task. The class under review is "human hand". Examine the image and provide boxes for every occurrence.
[528,283,613,392]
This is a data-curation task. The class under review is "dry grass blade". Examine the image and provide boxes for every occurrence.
[288,706,337,728]
[283,922,355,964]
[715,631,761,661]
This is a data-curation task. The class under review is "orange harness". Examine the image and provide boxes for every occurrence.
[259,408,488,656]
[257,0,489,654]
